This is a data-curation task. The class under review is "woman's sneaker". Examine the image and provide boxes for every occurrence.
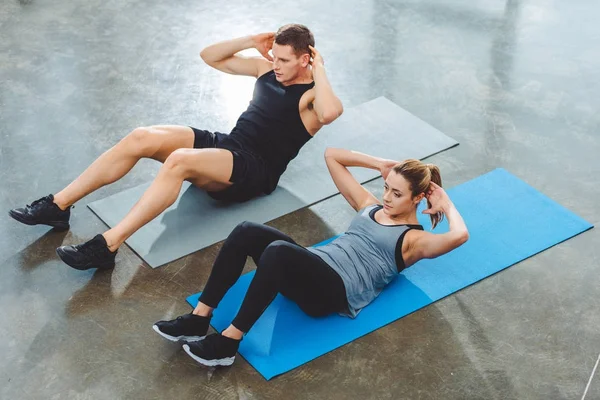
[153,313,211,342]
[183,333,240,367]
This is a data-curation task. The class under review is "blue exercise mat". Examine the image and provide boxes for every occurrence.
[186,168,593,380]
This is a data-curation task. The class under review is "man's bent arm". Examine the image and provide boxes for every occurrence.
[312,61,343,125]
[200,36,267,77]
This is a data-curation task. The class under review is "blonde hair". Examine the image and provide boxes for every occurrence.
[392,159,444,229]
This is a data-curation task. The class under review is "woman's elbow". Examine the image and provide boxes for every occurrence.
[456,230,469,246]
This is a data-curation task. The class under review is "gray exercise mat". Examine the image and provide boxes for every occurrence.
[88,97,458,268]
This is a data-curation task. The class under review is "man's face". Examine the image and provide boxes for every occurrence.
[271,43,309,83]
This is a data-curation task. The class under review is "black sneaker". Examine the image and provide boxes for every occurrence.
[9,194,71,231]
[152,313,210,342]
[56,234,117,270]
[183,333,241,367]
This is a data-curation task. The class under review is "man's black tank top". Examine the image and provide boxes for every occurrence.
[219,70,315,190]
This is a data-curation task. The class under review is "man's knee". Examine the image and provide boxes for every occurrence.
[124,126,151,144]
[129,126,150,139]
[120,126,157,155]
[162,148,195,175]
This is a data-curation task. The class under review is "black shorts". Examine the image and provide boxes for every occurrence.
[191,127,271,203]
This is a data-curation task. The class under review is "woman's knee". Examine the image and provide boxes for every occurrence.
[259,241,294,266]
[265,240,293,252]
[230,221,266,240]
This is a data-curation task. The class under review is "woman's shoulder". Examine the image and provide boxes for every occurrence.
[401,229,429,267]
[357,203,381,214]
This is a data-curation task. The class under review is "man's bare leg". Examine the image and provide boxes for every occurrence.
[56,148,234,270]
[102,148,233,250]
[53,125,195,209]
[9,125,195,231]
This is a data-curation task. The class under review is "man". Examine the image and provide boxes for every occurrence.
[9,24,343,270]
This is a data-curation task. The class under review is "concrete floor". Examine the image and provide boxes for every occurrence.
[1,0,599,398]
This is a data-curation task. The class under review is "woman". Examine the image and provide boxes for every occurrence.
[153,148,469,367]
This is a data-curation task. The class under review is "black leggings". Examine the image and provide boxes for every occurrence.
[199,222,348,333]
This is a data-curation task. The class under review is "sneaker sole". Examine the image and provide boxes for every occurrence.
[183,344,235,367]
[56,247,115,271]
[152,325,206,342]
[8,210,69,231]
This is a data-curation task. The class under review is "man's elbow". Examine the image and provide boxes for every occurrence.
[318,106,343,125]
[324,147,338,160]
[199,48,214,66]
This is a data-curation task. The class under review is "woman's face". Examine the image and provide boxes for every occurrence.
[382,171,422,216]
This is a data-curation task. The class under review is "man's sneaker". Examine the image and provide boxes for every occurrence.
[56,234,117,270]
[152,314,210,342]
[183,333,241,367]
[9,194,71,231]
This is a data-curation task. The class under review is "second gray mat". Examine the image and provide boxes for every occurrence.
[88,97,458,268]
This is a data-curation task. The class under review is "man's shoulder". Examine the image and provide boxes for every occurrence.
[256,62,274,78]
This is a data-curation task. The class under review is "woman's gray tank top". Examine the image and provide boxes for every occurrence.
[308,204,423,317]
